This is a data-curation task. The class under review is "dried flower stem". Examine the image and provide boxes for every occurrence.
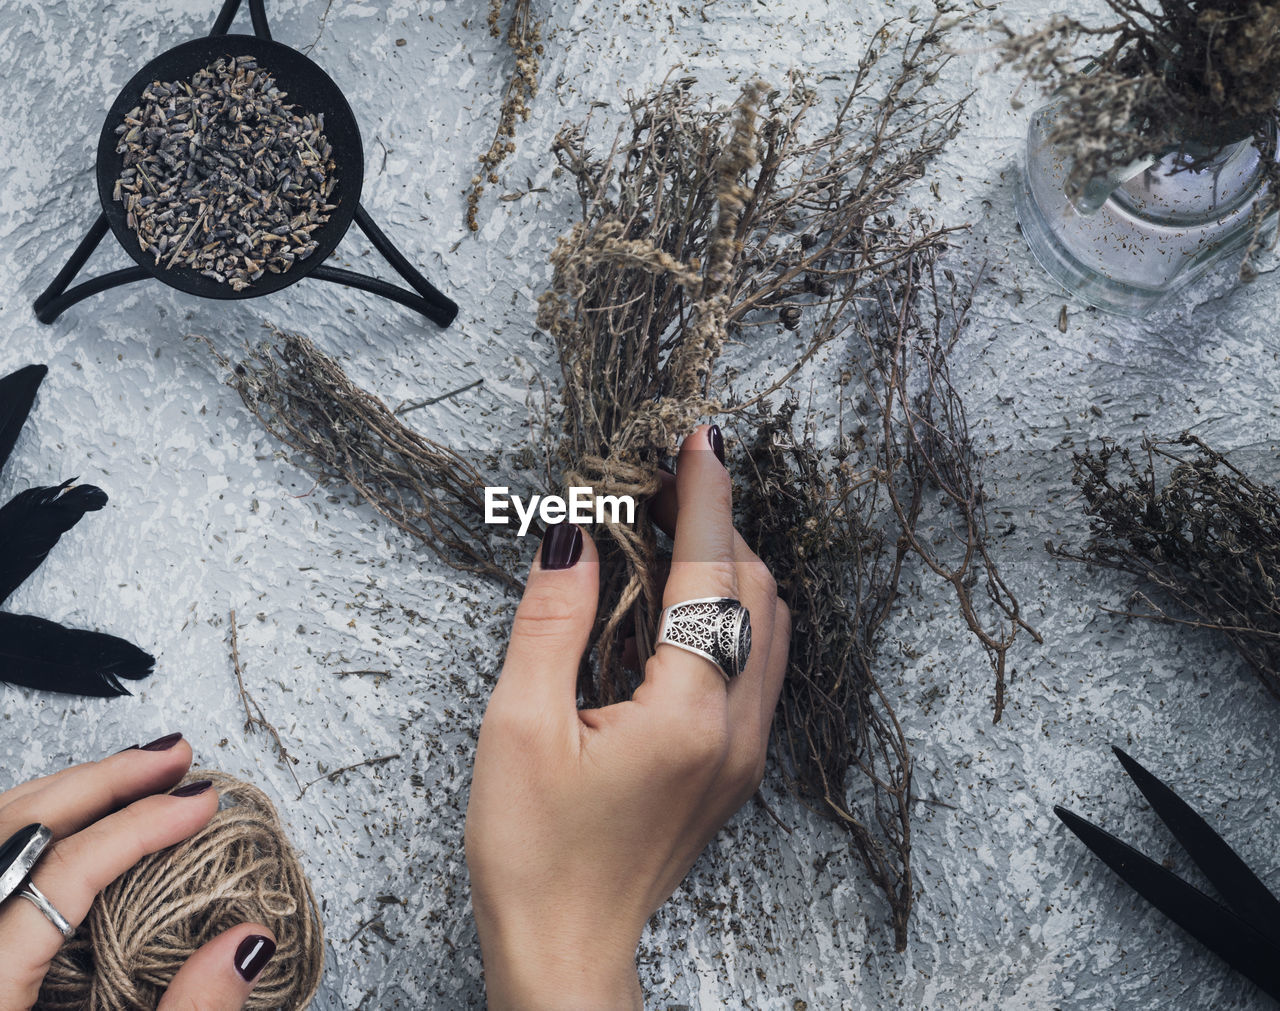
[465,0,545,231]
[230,607,304,794]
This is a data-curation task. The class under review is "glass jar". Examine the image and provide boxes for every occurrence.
[1016,96,1278,316]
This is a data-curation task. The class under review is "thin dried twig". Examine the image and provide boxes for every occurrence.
[395,379,485,416]
[229,608,304,794]
[868,260,1041,721]
[298,753,401,798]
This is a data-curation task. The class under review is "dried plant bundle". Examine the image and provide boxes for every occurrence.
[539,10,1031,706]
[205,331,519,590]
[992,0,1280,275]
[538,8,1037,946]
[465,0,544,231]
[1051,433,1280,699]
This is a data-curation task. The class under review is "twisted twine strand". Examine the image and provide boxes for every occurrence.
[565,452,664,694]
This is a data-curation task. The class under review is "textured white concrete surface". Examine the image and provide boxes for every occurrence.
[1,0,1278,1008]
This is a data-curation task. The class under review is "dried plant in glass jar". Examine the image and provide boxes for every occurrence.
[996,0,1280,314]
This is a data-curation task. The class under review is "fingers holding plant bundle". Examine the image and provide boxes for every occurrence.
[465,424,790,1010]
[649,433,789,781]
[661,424,738,604]
[490,517,599,721]
[0,736,219,1009]
[642,424,751,704]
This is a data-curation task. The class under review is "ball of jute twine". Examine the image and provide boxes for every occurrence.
[36,771,324,1011]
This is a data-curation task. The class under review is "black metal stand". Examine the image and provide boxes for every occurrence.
[33,0,457,328]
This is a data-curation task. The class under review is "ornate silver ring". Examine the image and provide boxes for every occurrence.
[655,596,752,681]
[0,824,75,940]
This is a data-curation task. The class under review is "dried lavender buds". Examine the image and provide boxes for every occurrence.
[114,55,338,291]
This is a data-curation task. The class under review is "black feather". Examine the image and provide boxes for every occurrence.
[0,612,155,697]
[0,481,109,605]
[0,365,48,478]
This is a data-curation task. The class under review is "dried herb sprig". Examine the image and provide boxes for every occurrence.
[1050,433,1280,699]
[537,8,1033,717]
[205,331,519,590]
[869,257,1042,723]
[465,0,544,231]
[736,397,913,949]
[992,0,1280,276]
[735,243,1039,949]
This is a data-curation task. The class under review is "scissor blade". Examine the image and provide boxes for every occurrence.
[1055,805,1280,1000]
[1113,746,1280,946]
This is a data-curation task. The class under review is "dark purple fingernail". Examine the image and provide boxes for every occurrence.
[656,459,675,475]
[234,934,276,981]
[170,779,212,798]
[540,522,583,570]
[139,732,183,752]
[708,424,726,467]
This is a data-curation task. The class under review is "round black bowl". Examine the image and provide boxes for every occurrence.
[96,33,363,300]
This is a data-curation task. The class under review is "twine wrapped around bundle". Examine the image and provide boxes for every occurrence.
[536,82,759,704]
[563,451,665,690]
[37,771,324,1011]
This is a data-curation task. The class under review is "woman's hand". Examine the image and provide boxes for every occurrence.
[466,424,790,1010]
[0,733,276,1011]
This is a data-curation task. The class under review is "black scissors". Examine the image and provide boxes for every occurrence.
[1055,746,1280,1001]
